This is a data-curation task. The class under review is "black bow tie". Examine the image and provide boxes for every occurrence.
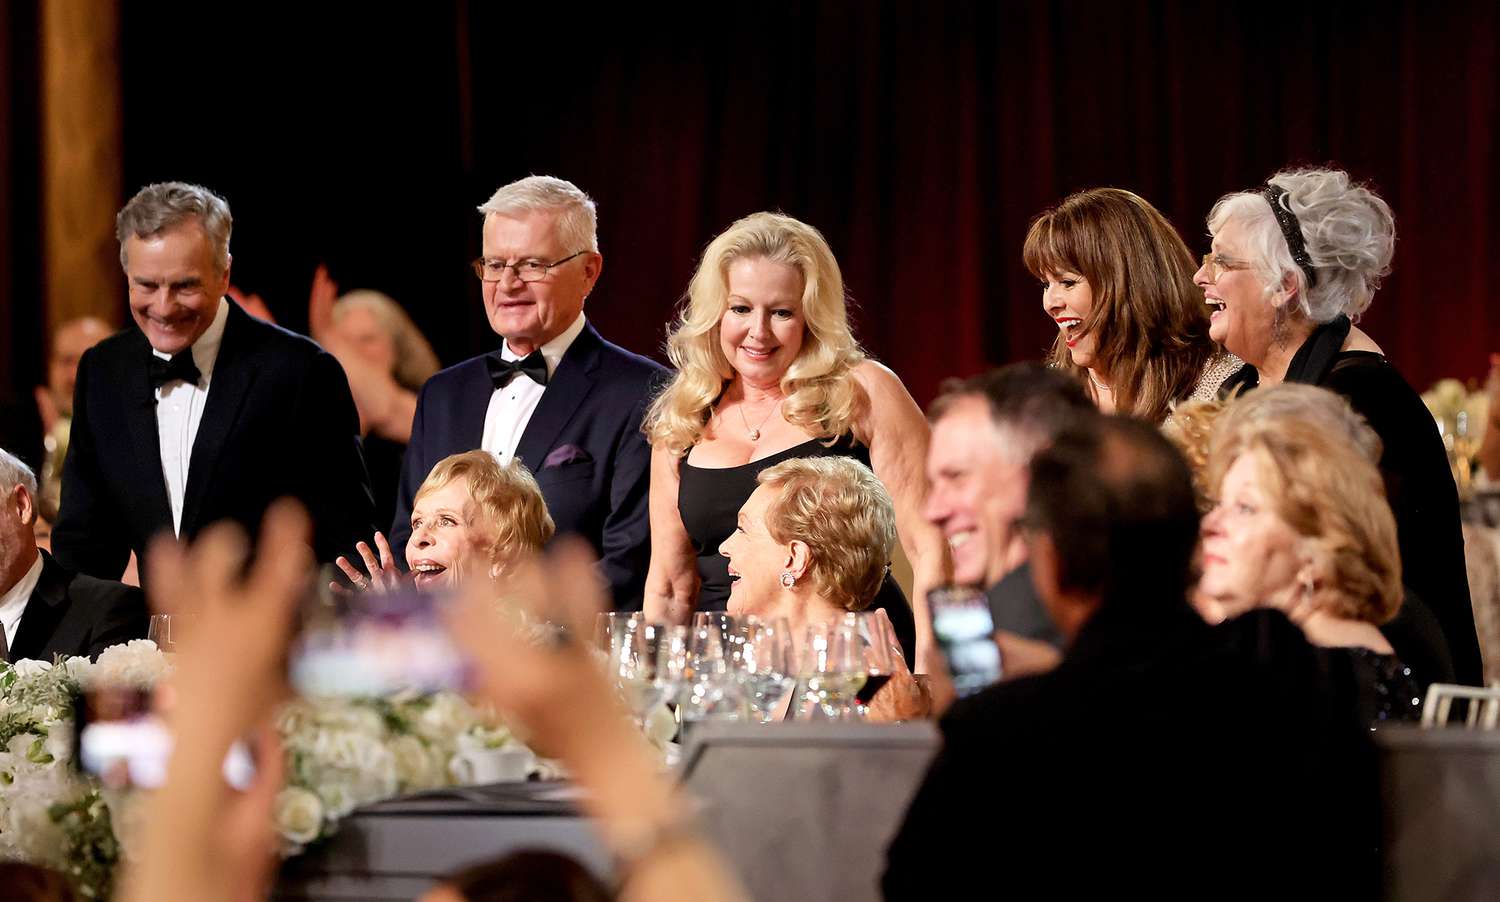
[149,352,202,388]
[486,350,548,389]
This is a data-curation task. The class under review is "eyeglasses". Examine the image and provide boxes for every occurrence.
[471,250,587,283]
[1200,252,1252,283]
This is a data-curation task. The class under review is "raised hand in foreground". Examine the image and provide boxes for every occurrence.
[446,539,750,902]
[119,501,312,902]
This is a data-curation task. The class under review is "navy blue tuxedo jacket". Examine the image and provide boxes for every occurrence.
[52,302,377,578]
[7,551,148,663]
[391,322,666,610]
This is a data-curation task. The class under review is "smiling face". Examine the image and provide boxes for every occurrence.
[718,257,806,389]
[406,477,493,592]
[1193,218,1277,366]
[1040,270,1097,369]
[718,483,792,617]
[124,220,230,356]
[1198,453,1304,618]
[924,397,1030,588]
[480,209,600,356]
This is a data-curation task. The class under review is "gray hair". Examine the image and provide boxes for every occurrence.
[0,448,38,497]
[1206,167,1395,324]
[477,175,599,253]
[332,290,442,391]
[116,182,234,274]
[1216,383,1382,463]
[928,363,1097,467]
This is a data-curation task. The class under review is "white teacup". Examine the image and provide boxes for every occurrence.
[449,746,535,785]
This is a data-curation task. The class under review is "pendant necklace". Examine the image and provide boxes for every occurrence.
[739,398,783,442]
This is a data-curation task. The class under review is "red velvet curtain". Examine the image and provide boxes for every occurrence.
[9,1,1497,408]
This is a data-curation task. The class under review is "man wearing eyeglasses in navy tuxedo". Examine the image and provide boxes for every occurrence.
[390,175,666,609]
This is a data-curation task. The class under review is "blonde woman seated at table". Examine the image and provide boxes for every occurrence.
[337,450,554,592]
[1200,414,1420,723]
[718,455,924,719]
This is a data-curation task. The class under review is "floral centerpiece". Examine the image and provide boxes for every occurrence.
[0,641,552,895]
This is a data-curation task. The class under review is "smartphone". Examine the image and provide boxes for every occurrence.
[72,686,255,790]
[928,586,1003,698]
[289,579,470,696]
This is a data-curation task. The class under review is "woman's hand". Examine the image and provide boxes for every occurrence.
[334,531,405,594]
[865,608,933,722]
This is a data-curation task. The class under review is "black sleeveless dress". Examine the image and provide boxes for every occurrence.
[677,434,918,665]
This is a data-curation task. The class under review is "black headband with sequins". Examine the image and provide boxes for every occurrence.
[1260,183,1318,289]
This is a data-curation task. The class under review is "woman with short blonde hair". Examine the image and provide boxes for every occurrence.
[338,451,553,592]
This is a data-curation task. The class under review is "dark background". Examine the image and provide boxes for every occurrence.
[5,1,1498,414]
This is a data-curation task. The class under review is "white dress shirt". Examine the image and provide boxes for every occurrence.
[154,297,230,536]
[481,314,587,464]
[0,553,43,653]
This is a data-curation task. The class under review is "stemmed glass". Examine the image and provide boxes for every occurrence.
[735,617,797,723]
[678,624,746,738]
[595,611,641,656]
[607,618,669,730]
[846,611,897,710]
[796,620,865,721]
[147,615,178,653]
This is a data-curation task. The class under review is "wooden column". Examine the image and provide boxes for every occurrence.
[41,0,123,332]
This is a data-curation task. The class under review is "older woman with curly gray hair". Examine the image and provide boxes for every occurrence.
[1195,167,1482,685]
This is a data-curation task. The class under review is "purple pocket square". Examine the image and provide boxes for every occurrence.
[543,444,593,469]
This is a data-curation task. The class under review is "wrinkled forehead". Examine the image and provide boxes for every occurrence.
[482,208,564,254]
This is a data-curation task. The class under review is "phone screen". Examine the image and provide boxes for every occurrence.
[289,581,470,696]
[929,586,1003,697]
[73,686,255,790]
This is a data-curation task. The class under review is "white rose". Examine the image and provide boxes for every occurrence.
[390,735,445,790]
[90,640,169,688]
[643,704,678,748]
[316,779,359,819]
[11,659,53,678]
[7,732,41,758]
[416,693,479,741]
[275,786,325,845]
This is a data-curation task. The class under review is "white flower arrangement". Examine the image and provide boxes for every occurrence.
[1,639,673,894]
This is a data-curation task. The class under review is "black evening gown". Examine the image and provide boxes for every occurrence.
[1221,315,1482,685]
[677,435,918,666]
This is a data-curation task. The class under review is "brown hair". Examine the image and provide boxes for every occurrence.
[757,456,895,612]
[1207,418,1402,624]
[415,451,555,570]
[1022,187,1215,423]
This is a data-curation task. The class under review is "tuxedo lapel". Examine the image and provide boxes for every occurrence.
[9,553,69,663]
[181,303,258,534]
[513,324,603,471]
[121,331,175,532]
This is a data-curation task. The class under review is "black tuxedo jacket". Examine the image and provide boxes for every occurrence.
[391,322,667,609]
[884,606,1380,899]
[8,551,148,662]
[52,302,377,577]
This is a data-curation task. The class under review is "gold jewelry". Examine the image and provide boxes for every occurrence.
[739,398,783,441]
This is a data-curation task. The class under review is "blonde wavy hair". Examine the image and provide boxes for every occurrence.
[415,451,555,571]
[1206,417,1401,625]
[644,212,867,454]
[757,456,895,613]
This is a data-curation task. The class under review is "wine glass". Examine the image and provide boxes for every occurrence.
[148,614,177,653]
[735,618,797,723]
[692,612,736,652]
[796,620,865,721]
[608,619,668,729]
[678,624,746,739]
[594,611,640,656]
[846,611,897,710]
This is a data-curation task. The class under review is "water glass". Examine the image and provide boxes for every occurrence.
[735,618,797,723]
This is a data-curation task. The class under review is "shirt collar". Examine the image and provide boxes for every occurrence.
[152,297,231,378]
[501,313,586,379]
[0,553,43,634]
